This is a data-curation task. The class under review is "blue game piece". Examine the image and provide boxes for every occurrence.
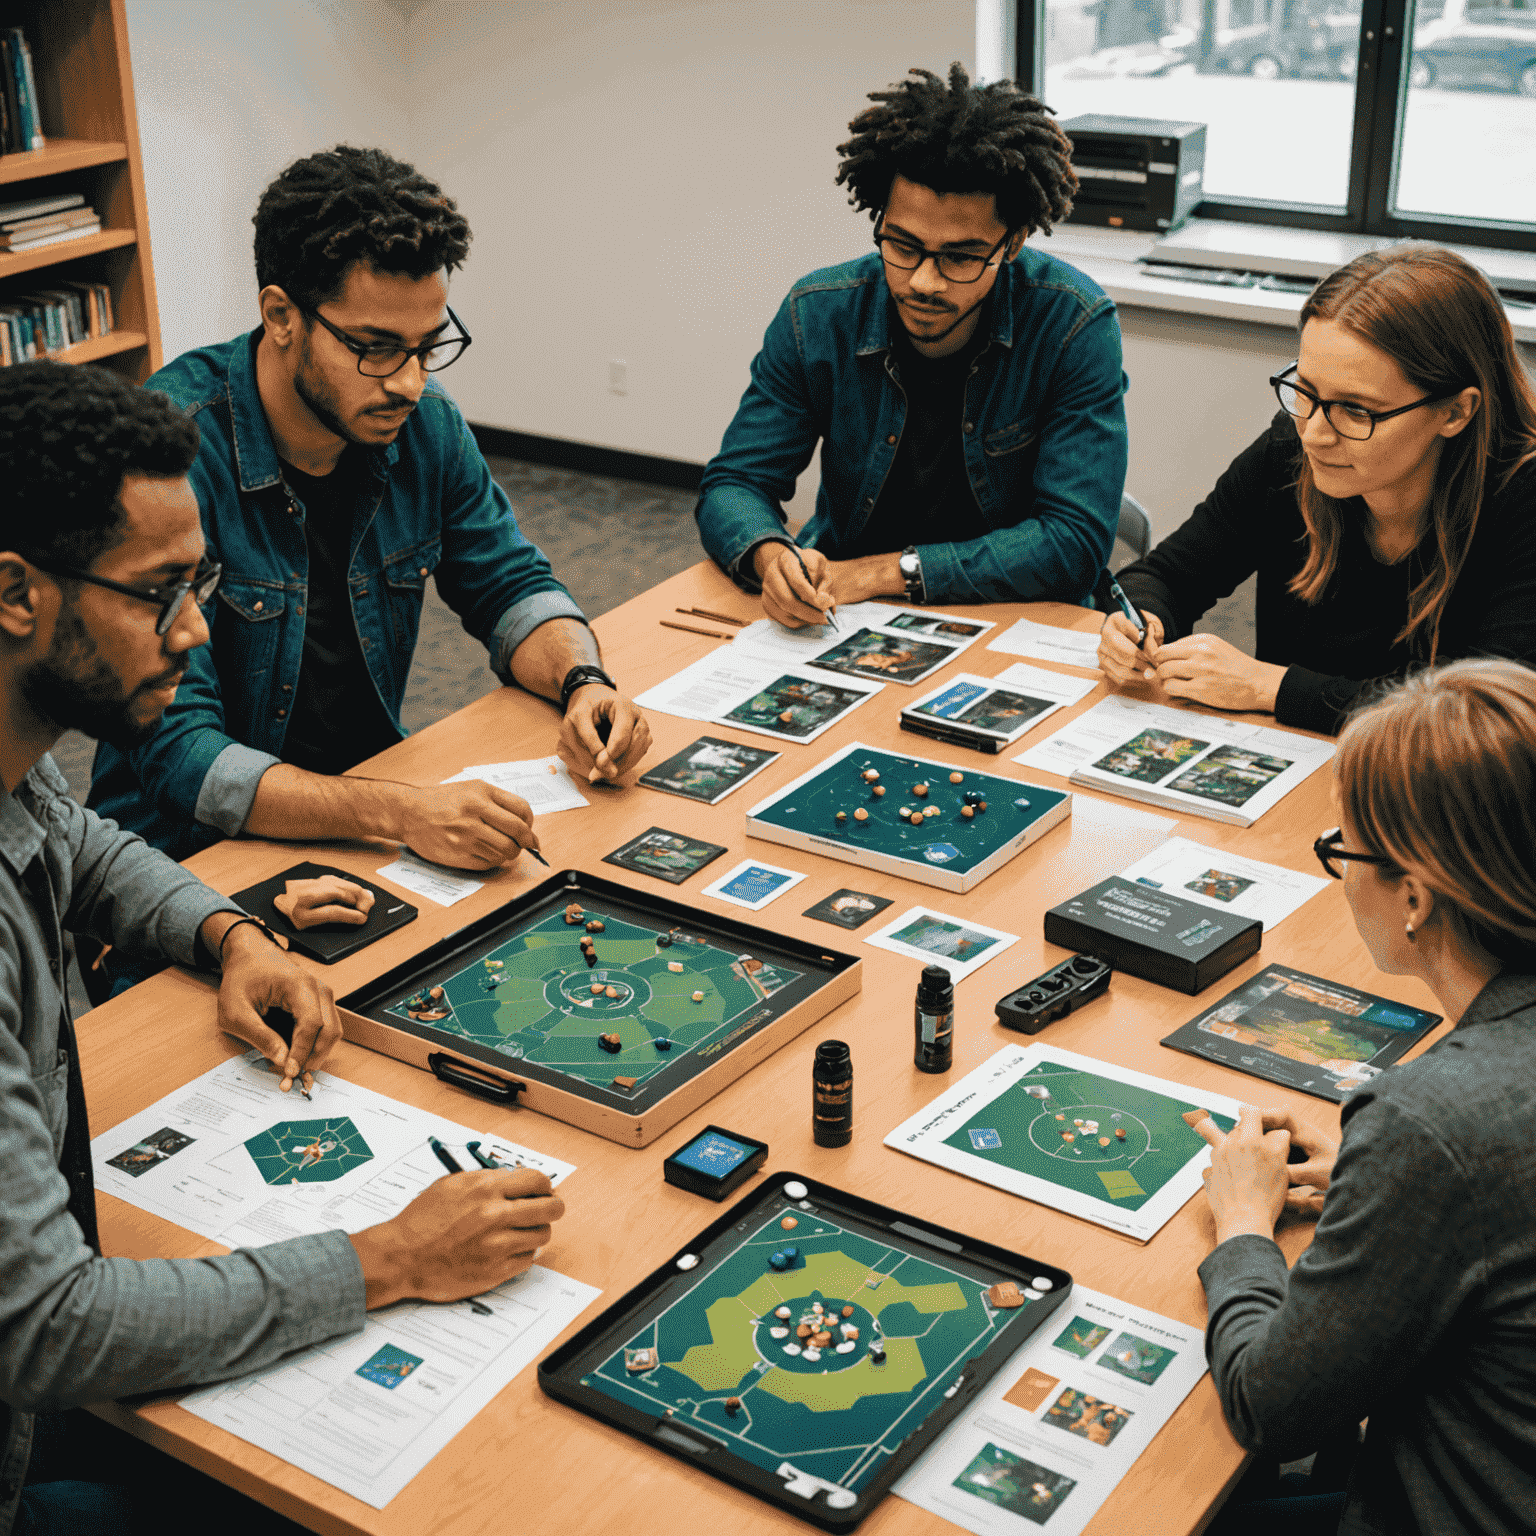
[1013,796,1031,810]
[963,790,984,806]
[782,1246,798,1260]
[654,1038,672,1052]
[922,843,961,864]
[768,1250,790,1272]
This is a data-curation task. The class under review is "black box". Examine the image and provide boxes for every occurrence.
[662,1125,769,1200]
[1044,877,1260,994]
[231,861,418,964]
[1061,114,1206,233]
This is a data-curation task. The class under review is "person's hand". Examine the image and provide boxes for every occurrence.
[1192,1104,1293,1245]
[273,875,375,930]
[559,684,652,784]
[1097,609,1165,685]
[348,1167,566,1308]
[1265,1109,1338,1218]
[755,542,837,628]
[212,921,343,1093]
[393,781,540,871]
[1150,632,1287,713]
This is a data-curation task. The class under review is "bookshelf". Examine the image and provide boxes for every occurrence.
[0,0,159,378]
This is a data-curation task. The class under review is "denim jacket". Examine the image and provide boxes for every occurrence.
[89,330,586,862]
[695,248,1128,605]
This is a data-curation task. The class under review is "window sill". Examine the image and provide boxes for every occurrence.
[1046,219,1536,345]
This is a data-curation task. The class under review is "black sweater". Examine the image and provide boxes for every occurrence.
[1115,412,1536,734]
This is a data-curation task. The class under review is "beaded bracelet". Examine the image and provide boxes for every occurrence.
[217,914,284,966]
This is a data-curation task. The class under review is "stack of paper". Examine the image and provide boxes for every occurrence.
[440,754,589,814]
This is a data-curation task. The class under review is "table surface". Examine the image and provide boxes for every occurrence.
[79,562,1444,1536]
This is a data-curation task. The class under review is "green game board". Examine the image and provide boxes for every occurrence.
[243,1117,374,1185]
[584,1207,1017,1494]
[383,908,801,1094]
[943,1061,1235,1212]
[747,742,1069,892]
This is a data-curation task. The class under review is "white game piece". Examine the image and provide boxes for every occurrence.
[783,1181,808,1200]
[1024,1288,1044,1301]
[775,1304,792,1319]
[783,1343,802,1356]
[1031,1276,1054,1290]
[802,1347,821,1362]
[826,1490,858,1510]
[835,1341,855,1354]
[770,1326,789,1339]
[675,1253,699,1271]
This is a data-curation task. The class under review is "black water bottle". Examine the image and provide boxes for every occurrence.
[812,1040,853,1147]
[914,964,954,1074]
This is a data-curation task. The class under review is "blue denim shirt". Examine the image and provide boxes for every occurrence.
[88,330,586,862]
[695,247,1128,605]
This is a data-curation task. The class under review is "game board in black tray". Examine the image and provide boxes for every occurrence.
[337,871,860,1147]
[746,741,1070,894]
[539,1173,1071,1531]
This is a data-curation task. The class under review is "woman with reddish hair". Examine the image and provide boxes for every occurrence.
[1100,247,1536,734]
[1196,658,1536,1534]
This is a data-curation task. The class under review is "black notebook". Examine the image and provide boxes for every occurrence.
[1044,876,1261,994]
[1161,963,1442,1102]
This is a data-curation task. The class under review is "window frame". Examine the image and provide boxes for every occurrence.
[1016,0,1536,252]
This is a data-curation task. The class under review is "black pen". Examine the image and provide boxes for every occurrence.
[788,546,838,631]
[465,1140,504,1169]
[428,1138,498,1315]
[429,1136,464,1174]
[526,845,551,869]
[1106,573,1147,649]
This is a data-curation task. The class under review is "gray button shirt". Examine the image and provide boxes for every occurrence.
[0,756,365,1533]
[1199,970,1536,1536]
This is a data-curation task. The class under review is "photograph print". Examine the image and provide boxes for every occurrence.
[808,628,953,684]
[952,1443,1077,1524]
[602,827,728,884]
[1166,744,1294,808]
[637,735,779,804]
[725,675,868,739]
[890,911,999,965]
[887,612,986,639]
[106,1126,196,1177]
[1183,867,1257,904]
[1091,728,1210,784]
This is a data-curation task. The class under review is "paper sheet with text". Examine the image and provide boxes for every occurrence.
[1118,835,1330,931]
[440,754,590,814]
[91,1050,574,1252]
[895,1286,1209,1536]
[985,615,1103,670]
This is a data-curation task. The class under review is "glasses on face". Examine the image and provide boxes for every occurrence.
[28,554,222,636]
[873,221,1014,284]
[1270,363,1463,442]
[1313,826,1396,880]
[303,304,473,377]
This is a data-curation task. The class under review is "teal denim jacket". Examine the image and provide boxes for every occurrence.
[695,248,1128,604]
[88,330,585,863]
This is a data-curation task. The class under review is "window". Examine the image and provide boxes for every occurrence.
[1021,0,1536,246]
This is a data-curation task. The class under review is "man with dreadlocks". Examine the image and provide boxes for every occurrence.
[88,146,650,909]
[697,64,1128,623]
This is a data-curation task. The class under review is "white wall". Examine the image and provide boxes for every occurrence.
[126,0,407,366]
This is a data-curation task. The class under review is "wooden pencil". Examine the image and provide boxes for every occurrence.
[660,619,733,639]
[679,606,749,626]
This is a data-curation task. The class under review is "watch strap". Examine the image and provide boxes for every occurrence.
[560,663,617,713]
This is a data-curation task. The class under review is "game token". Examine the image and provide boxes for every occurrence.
[599,1033,622,1053]
[987,1281,1025,1309]
[961,806,974,819]
[862,769,880,782]
[924,806,940,818]
[949,772,963,783]
[811,1303,823,1313]
[692,991,705,1002]
[612,1076,637,1090]
[656,932,673,948]
[654,1038,672,1051]
[768,1251,792,1272]
[913,782,928,797]
[676,1253,698,1270]
[668,961,684,973]
[1099,1136,1111,1146]
[836,1341,855,1354]
[591,983,605,994]
[979,801,988,811]
[842,1325,858,1339]
[780,1216,798,1230]
[605,986,620,998]
[796,1323,811,1338]
[853,808,869,822]
[872,785,885,797]
[1031,1277,1054,1290]
[909,811,924,826]
[779,710,794,723]
[586,920,605,933]
[782,1181,808,1199]
[1062,1131,1074,1142]
[835,811,847,823]
[725,1396,742,1415]
[564,904,584,925]
[964,790,984,806]
[782,1343,801,1356]
[624,1347,658,1373]
[841,1305,854,1317]
[870,1343,886,1363]
[775,1305,791,1319]
[770,1326,788,1339]
[584,951,598,968]
[802,1347,821,1362]
[1115,1128,1127,1139]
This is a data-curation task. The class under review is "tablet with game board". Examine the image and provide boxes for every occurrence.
[337,871,859,1147]
[539,1173,1071,1531]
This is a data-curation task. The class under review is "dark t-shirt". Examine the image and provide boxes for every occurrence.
[1114,411,1536,734]
[839,309,990,560]
[278,451,400,776]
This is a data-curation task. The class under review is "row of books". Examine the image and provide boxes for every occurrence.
[1,27,45,155]
[0,281,114,367]
[0,190,102,254]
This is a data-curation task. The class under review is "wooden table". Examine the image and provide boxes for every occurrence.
[79,563,1444,1536]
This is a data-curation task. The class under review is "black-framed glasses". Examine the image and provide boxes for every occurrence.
[303,304,472,377]
[27,554,222,636]
[1270,363,1464,442]
[1313,826,1396,880]
[873,220,1014,284]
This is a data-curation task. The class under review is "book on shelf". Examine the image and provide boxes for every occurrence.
[1,28,46,155]
[0,282,114,367]
[1,208,100,241]
[1,220,103,253]
[0,193,88,225]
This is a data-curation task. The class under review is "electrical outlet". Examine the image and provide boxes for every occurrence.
[608,358,627,395]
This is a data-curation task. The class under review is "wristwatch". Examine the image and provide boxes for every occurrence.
[560,663,617,714]
[899,546,925,605]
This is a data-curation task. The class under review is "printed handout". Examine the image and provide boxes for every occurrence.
[440,754,590,815]
[894,1286,1210,1536]
[985,615,1103,670]
[902,663,1096,750]
[864,905,1019,983]
[1118,836,1330,931]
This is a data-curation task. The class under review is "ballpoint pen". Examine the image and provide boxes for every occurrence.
[1106,572,1148,649]
[428,1137,495,1314]
[465,1140,504,1168]
[789,547,839,631]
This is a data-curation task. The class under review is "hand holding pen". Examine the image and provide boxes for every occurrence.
[1097,573,1166,686]
[756,542,840,631]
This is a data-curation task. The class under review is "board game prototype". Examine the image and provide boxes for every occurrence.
[338,872,860,1147]
[746,742,1071,894]
[886,1044,1241,1243]
[539,1174,1071,1531]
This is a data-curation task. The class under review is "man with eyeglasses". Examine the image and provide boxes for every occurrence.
[695,64,1128,623]
[87,146,651,931]
[0,361,565,1533]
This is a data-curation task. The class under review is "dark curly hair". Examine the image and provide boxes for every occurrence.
[836,63,1077,237]
[253,145,472,309]
[0,360,199,570]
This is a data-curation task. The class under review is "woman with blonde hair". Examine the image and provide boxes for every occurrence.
[1196,658,1536,1533]
[1099,247,1536,734]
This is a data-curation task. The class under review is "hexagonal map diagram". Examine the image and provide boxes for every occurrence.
[244,1117,374,1185]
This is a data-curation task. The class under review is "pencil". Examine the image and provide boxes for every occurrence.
[660,619,733,639]
[679,606,748,626]
[788,547,838,630]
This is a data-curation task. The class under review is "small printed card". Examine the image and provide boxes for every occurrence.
[601,826,729,885]
[375,849,485,908]
[802,888,896,931]
[864,904,1019,983]
[637,736,781,804]
[700,858,807,912]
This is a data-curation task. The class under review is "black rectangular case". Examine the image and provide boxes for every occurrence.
[1044,876,1260,994]
[231,860,418,963]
